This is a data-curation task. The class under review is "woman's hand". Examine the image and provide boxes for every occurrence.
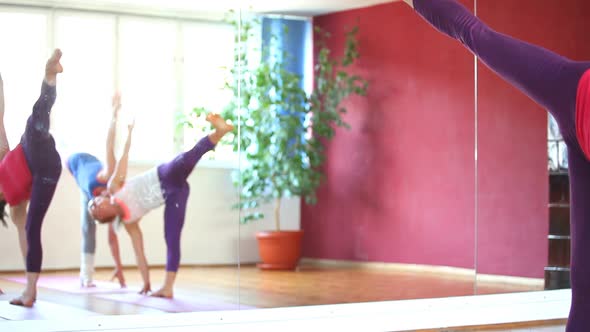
[139,282,151,295]
[110,267,127,288]
[127,118,135,133]
[112,92,122,117]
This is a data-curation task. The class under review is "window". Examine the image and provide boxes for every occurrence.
[0,11,47,148]
[119,17,177,162]
[180,21,235,162]
[0,6,237,165]
[52,13,116,159]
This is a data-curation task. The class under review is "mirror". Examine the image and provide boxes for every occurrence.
[0,1,242,318]
[474,0,588,299]
[5,0,580,328]
[236,0,479,310]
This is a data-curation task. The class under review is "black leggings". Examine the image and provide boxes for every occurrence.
[20,81,62,273]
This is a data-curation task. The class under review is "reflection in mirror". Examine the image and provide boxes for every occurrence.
[235,0,483,309]
[473,0,590,329]
[473,0,549,297]
[0,1,243,319]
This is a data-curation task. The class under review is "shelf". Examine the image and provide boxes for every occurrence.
[549,203,570,208]
[546,166,570,291]
[544,266,570,272]
[545,168,571,289]
[548,235,571,240]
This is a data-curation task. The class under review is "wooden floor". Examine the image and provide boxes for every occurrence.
[0,263,565,331]
[0,263,542,310]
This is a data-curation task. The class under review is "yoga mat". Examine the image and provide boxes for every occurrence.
[0,300,98,320]
[4,276,131,294]
[94,292,254,313]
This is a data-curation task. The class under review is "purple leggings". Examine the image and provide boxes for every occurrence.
[157,136,214,272]
[20,81,62,273]
[413,0,590,330]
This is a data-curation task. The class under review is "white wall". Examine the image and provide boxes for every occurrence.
[0,163,300,271]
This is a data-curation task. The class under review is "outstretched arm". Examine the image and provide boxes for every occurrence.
[400,0,581,119]
[98,93,121,182]
[107,223,126,287]
[9,201,28,262]
[107,120,134,193]
[124,221,150,294]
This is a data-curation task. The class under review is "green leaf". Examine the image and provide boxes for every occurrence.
[217,16,368,227]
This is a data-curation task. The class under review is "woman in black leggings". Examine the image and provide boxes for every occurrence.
[0,49,63,307]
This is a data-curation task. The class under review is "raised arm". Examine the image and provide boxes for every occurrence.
[107,120,134,194]
[98,93,121,182]
[124,222,150,294]
[9,202,28,261]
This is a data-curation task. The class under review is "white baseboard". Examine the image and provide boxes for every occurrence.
[301,258,544,287]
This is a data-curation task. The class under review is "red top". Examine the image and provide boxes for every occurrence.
[577,69,590,161]
[0,144,32,205]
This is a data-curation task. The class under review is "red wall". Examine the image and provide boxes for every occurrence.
[302,0,590,277]
[476,0,590,277]
[302,0,476,269]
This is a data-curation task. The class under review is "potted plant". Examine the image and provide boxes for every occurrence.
[178,16,368,270]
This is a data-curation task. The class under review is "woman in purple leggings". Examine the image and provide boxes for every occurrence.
[0,49,63,307]
[88,113,233,298]
[402,0,590,330]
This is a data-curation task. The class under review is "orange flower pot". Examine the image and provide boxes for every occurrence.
[255,230,304,270]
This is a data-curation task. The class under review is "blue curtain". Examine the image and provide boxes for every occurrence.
[261,17,310,90]
[261,18,311,149]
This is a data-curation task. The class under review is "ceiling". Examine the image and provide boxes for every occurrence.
[0,0,398,19]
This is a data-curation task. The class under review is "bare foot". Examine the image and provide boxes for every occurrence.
[206,113,234,134]
[138,283,151,296]
[45,49,63,85]
[10,293,35,307]
[81,280,97,288]
[150,287,173,299]
[110,268,127,288]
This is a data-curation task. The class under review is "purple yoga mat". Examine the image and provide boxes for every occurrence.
[94,292,254,313]
[0,299,98,320]
[4,276,131,294]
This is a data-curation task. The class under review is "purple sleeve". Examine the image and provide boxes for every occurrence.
[412,0,588,130]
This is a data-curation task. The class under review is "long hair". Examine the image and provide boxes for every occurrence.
[0,199,7,227]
